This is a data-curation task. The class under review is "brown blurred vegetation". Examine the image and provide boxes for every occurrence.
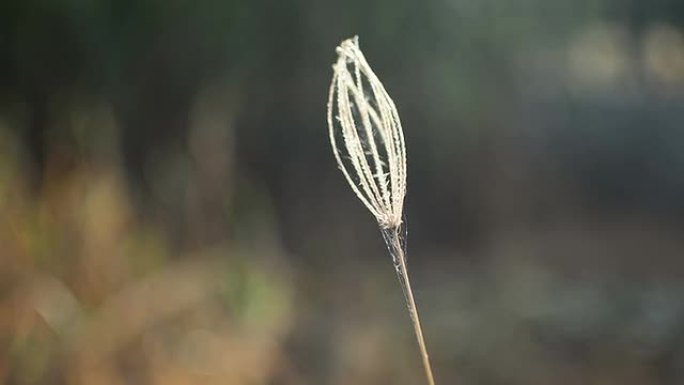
[0,122,294,384]
[2,0,684,384]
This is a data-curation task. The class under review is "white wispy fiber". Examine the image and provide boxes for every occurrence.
[327,36,407,230]
[326,36,437,385]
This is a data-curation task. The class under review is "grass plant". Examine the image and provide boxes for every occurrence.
[327,36,436,385]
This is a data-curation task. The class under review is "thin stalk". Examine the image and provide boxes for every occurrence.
[385,228,436,385]
[328,37,437,384]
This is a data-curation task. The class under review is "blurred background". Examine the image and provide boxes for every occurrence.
[2,0,684,384]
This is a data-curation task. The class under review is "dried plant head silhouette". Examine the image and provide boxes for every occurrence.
[327,36,436,385]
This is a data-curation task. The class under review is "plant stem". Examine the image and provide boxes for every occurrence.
[388,230,436,385]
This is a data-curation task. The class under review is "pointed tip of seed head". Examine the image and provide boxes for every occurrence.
[338,35,360,51]
[340,35,359,44]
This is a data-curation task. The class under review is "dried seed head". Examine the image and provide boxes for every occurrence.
[327,36,407,229]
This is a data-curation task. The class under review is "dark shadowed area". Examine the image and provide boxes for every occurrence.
[2,0,684,384]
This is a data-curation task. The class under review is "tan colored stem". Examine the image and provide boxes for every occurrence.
[390,232,436,385]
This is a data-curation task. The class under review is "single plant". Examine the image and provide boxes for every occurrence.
[326,36,436,385]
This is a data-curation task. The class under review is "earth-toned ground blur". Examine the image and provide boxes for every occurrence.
[2,0,684,384]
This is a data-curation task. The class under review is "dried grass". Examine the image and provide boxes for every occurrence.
[327,36,436,385]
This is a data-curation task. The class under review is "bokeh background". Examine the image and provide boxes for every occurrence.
[2,0,684,384]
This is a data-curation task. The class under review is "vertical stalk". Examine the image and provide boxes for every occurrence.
[386,228,436,385]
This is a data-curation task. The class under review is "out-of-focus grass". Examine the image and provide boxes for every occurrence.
[2,97,684,385]
[0,125,295,385]
[1,1,684,382]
